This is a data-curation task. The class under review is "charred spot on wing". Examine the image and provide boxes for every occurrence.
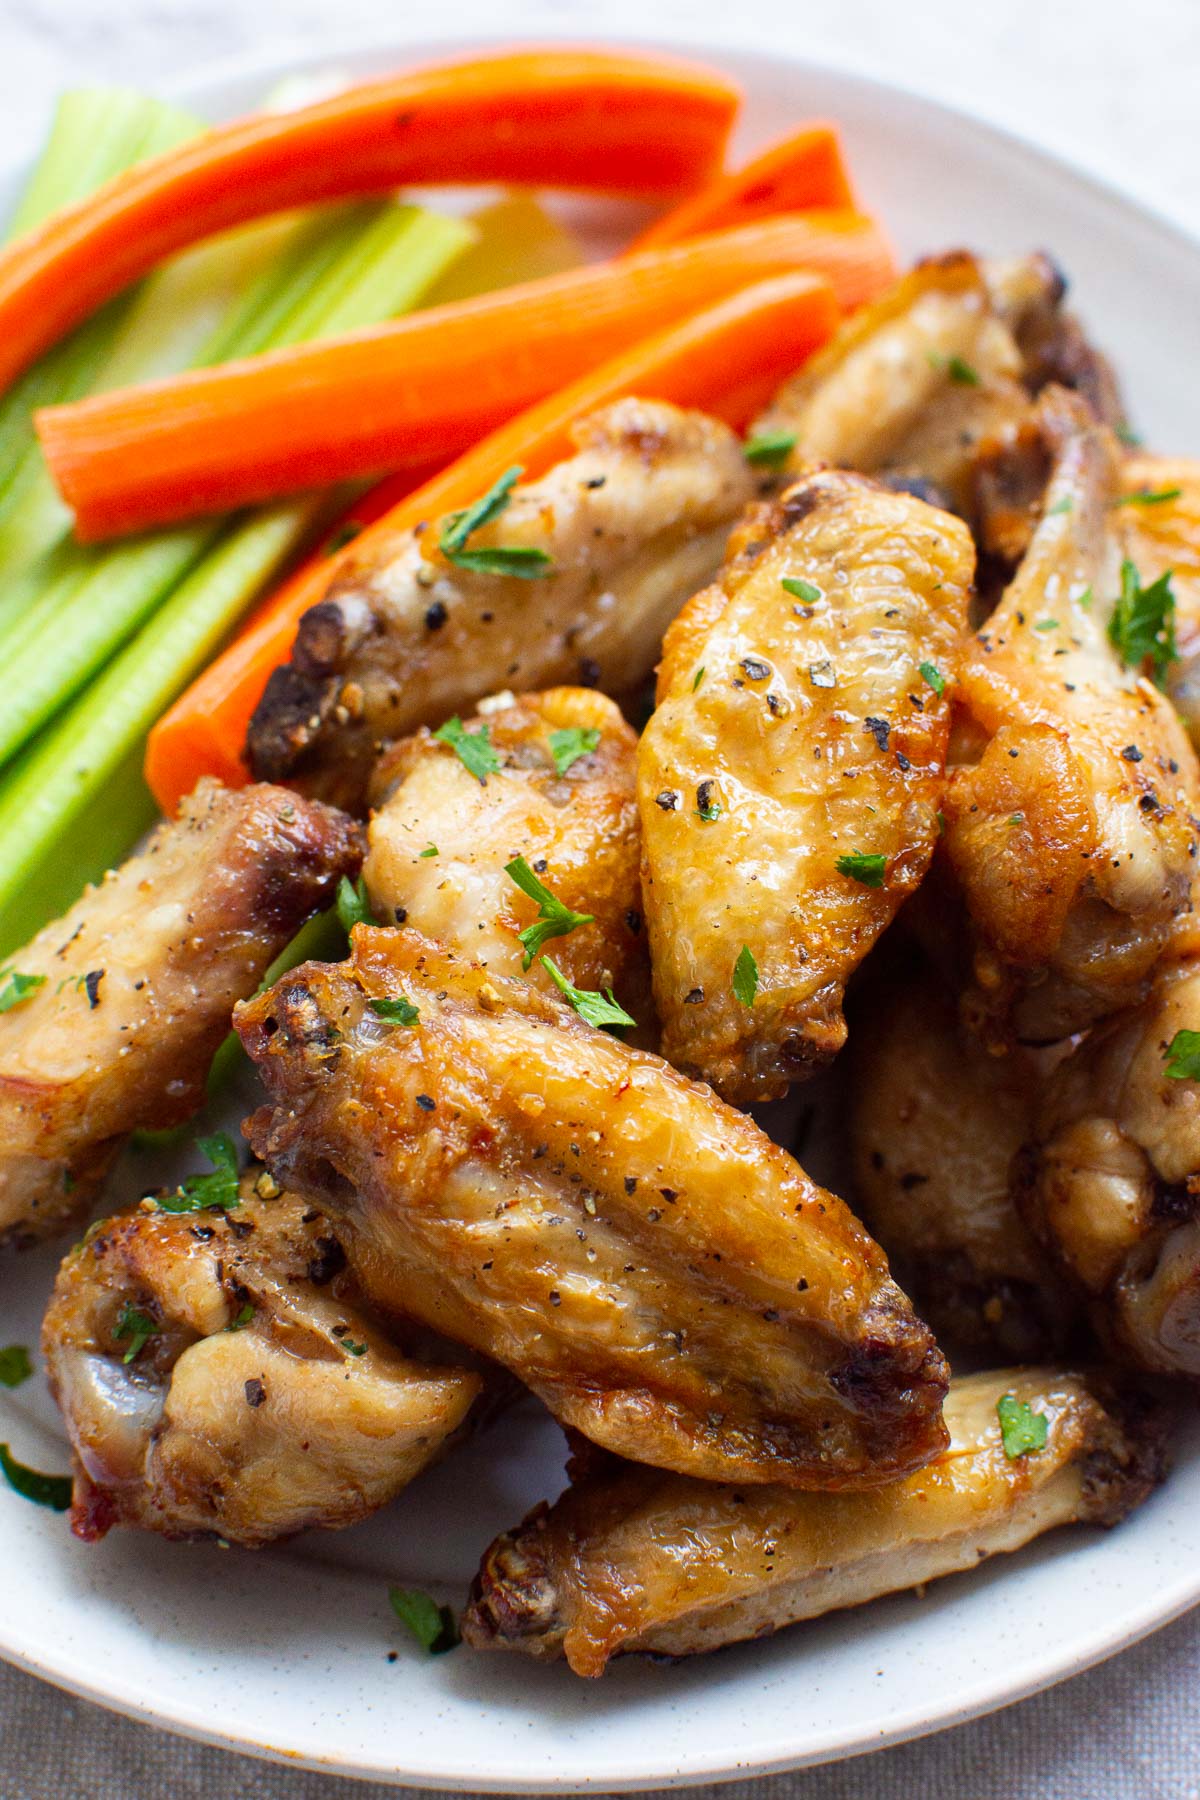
[247,663,340,783]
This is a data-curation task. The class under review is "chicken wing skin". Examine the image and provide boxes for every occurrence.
[1019,954,1200,1377]
[1117,456,1200,752]
[365,688,647,1015]
[943,388,1200,1046]
[752,252,1115,516]
[246,399,756,811]
[0,780,361,1250]
[44,1172,480,1545]
[236,928,949,1489]
[850,964,1076,1359]
[462,1368,1165,1675]
[637,469,972,1103]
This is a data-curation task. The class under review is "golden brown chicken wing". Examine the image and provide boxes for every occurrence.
[247,399,756,811]
[637,468,972,1103]
[43,1171,480,1545]
[236,927,949,1490]
[850,963,1077,1359]
[944,388,1200,1046]
[0,780,360,1250]
[365,688,647,1016]
[462,1368,1165,1675]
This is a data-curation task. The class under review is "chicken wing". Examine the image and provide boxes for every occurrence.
[751,252,1118,516]
[365,687,647,1015]
[943,388,1200,1046]
[637,468,972,1103]
[850,964,1076,1359]
[1019,954,1200,1377]
[462,1367,1165,1675]
[1117,456,1200,752]
[0,780,360,1250]
[44,1171,479,1544]
[236,928,949,1489]
[246,399,756,812]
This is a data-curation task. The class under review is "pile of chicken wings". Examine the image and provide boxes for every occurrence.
[5,249,1198,1678]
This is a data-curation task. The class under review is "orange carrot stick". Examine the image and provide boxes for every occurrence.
[144,270,838,814]
[0,48,740,396]
[630,123,856,251]
[42,212,890,541]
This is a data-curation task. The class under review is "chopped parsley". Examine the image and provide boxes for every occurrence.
[692,666,706,692]
[437,466,552,578]
[918,662,946,697]
[1046,495,1074,516]
[547,725,600,776]
[433,715,502,784]
[696,780,721,823]
[928,349,980,385]
[225,1302,255,1333]
[732,945,758,1008]
[743,429,797,466]
[1113,487,1182,508]
[542,957,636,1032]
[419,843,438,858]
[836,851,887,888]
[0,1346,32,1390]
[114,1303,157,1366]
[336,874,378,933]
[505,856,594,969]
[996,1393,1048,1459]
[0,968,46,1013]
[388,1586,460,1655]
[155,1133,241,1214]
[343,1339,368,1357]
[1034,619,1059,632]
[1107,559,1178,688]
[369,996,420,1027]
[1163,1029,1200,1081]
[0,1443,71,1511]
[782,577,822,603]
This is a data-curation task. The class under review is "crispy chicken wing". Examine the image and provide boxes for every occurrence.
[943,388,1200,1046]
[236,928,949,1489]
[365,688,647,1015]
[246,399,756,811]
[638,469,972,1103]
[850,965,1076,1359]
[43,1171,479,1544]
[1019,954,1200,1376]
[0,780,360,1250]
[1118,456,1200,752]
[462,1368,1165,1674]
[752,252,1117,516]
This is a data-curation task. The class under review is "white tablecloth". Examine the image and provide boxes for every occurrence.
[2,0,1198,1793]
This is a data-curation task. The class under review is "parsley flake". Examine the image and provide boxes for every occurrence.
[419,843,438,858]
[782,577,822,603]
[744,430,797,466]
[836,851,887,888]
[1114,487,1182,508]
[547,726,601,776]
[928,349,980,385]
[114,1303,157,1365]
[370,996,420,1027]
[918,662,945,697]
[1046,495,1074,516]
[542,956,636,1032]
[996,1393,1049,1459]
[505,857,594,969]
[0,968,46,1013]
[225,1302,255,1333]
[1034,619,1059,632]
[1163,1029,1200,1081]
[433,715,502,783]
[0,1444,71,1511]
[732,945,758,1008]
[388,1586,460,1655]
[343,1339,368,1357]
[336,874,378,933]
[1107,559,1178,688]
[155,1133,241,1214]
[437,467,552,578]
[0,1346,32,1389]
[692,666,706,692]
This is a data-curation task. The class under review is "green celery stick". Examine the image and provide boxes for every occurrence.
[0,204,473,769]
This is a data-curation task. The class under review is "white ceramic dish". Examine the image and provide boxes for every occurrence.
[3,23,1200,1792]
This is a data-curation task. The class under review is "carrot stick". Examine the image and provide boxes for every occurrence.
[0,48,740,396]
[144,270,838,814]
[630,123,856,250]
[42,212,890,541]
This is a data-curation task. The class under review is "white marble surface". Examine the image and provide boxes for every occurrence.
[1,1,1199,1794]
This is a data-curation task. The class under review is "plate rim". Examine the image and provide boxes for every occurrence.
[3,21,1200,1790]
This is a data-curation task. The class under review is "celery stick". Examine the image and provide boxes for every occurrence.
[0,205,473,769]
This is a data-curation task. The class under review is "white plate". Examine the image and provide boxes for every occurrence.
[3,23,1200,1792]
